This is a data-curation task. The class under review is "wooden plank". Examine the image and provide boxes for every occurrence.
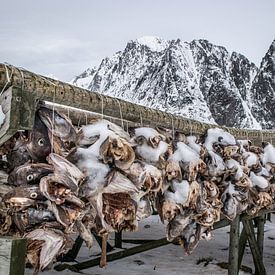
[242,220,266,275]
[0,237,27,275]
[54,238,169,272]
[228,215,240,275]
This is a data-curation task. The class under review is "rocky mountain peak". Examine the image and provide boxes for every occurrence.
[72,38,275,130]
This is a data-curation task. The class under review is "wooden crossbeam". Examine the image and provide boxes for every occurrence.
[0,64,275,145]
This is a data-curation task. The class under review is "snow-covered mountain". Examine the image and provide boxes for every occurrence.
[250,40,275,129]
[71,37,275,129]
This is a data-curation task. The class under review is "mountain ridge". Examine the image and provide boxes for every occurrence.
[72,37,275,129]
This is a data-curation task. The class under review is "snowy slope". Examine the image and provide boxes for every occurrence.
[250,39,275,129]
[72,37,274,129]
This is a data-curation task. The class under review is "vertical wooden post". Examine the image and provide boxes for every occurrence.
[242,219,266,275]
[228,215,240,275]
[255,216,265,274]
[256,216,265,257]
[0,237,27,275]
[238,227,247,269]
[59,235,83,262]
[115,232,122,249]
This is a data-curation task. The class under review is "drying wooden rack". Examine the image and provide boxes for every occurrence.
[0,63,275,275]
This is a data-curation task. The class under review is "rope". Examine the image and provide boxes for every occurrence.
[99,94,104,119]
[139,111,143,126]
[85,112,88,125]
[51,90,56,154]
[171,116,175,139]
[189,120,193,136]
[116,99,124,129]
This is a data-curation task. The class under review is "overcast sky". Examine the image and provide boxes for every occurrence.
[0,0,274,81]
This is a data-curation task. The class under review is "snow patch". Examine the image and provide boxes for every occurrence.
[0,105,5,127]
[136,36,168,52]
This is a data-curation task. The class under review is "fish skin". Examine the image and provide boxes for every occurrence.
[27,115,51,162]
[13,208,56,232]
[25,228,69,272]
[47,153,85,187]
[8,163,53,186]
[7,135,31,171]
[38,107,77,144]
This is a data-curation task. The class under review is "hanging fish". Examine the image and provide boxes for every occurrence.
[27,114,51,162]
[8,163,53,186]
[7,133,32,171]
[38,107,77,148]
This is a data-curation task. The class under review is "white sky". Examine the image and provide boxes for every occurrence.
[0,0,274,81]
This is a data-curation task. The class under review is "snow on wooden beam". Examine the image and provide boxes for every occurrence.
[0,63,274,144]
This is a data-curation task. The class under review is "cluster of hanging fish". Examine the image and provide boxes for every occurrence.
[0,106,275,273]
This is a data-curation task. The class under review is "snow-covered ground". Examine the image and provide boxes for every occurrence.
[25,215,275,275]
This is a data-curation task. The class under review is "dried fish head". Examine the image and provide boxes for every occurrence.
[256,192,272,208]
[8,163,53,186]
[7,135,31,170]
[166,211,192,242]
[102,192,137,232]
[13,208,56,232]
[203,180,219,198]
[166,160,182,181]
[188,181,200,209]
[25,228,71,272]
[38,106,77,144]
[100,136,135,170]
[136,195,152,221]
[221,185,239,220]
[40,174,84,205]
[222,145,239,159]
[3,186,44,211]
[235,175,252,188]
[27,115,51,162]
[179,222,203,255]
[47,153,85,187]
[161,200,181,222]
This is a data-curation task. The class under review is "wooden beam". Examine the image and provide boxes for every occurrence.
[242,220,266,275]
[0,63,274,142]
[228,215,240,275]
[0,237,27,275]
[54,237,169,272]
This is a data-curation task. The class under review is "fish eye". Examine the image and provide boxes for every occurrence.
[38,138,45,146]
[27,174,34,182]
[30,192,38,199]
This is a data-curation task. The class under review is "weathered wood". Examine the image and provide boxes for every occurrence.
[59,235,83,262]
[0,63,275,142]
[115,232,122,249]
[256,216,265,257]
[54,237,169,272]
[228,215,240,275]
[238,227,247,269]
[0,237,27,275]
[242,219,266,275]
[255,215,265,274]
